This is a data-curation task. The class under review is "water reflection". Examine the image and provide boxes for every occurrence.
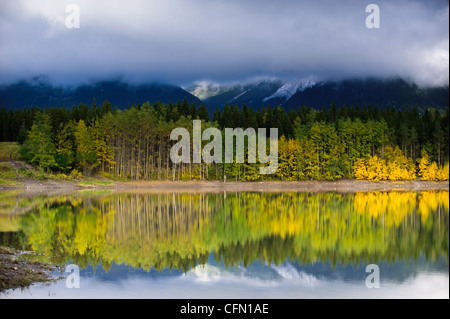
[0,190,448,298]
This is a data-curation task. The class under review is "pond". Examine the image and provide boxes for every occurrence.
[0,190,448,299]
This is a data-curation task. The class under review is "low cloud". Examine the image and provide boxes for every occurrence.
[0,0,448,87]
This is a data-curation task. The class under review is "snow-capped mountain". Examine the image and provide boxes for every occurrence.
[188,78,318,111]
[2,76,448,113]
[263,79,316,103]
[186,81,225,100]
[189,77,449,112]
[282,77,449,111]
[188,79,284,111]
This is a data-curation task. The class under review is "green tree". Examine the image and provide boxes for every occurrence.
[74,120,99,176]
[197,104,209,121]
[20,113,57,173]
[55,122,76,172]
[17,124,28,145]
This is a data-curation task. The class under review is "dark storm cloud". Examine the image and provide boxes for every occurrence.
[0,0,448,86]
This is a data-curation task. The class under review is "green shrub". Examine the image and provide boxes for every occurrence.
[18,168,33,178]
[35,170,48,181]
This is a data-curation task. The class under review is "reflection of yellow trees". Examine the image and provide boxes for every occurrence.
[354,192,417,226]
[354,191,449,226]
[73,207,112,257]
[417,191,449,223]
[15,191,449,271]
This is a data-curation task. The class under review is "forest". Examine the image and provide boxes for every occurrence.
[0,98,448,181]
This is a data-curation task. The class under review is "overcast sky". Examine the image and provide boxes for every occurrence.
[0,0,448,87]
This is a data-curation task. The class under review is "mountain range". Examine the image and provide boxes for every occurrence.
[188,77,449,112]
[0,76,448,114]
[0,77,204,110]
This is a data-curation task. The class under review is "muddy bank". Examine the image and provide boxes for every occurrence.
[0,247,60,293]
[113,180,449,193]
[1,178,448,194]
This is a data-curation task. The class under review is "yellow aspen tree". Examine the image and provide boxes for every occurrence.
[418,149,430,179]
[438,163,449,181]
[353,158,368,180]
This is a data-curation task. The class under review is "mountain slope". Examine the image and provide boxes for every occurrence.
[191,80,284,112]
[263,79,317,106]
[283,78,449,111]
[190,77,449,111]
[0,78,204,110]
[1,77,448,112]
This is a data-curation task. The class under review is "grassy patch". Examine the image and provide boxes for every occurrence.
[16,166,47,181]
[0,142,20,162]
[17,167,34,178]
[0,179,17,186]
[98,172,127,182]
[0,163,17,180]
[0,163,21,186]
[78,180,114,187]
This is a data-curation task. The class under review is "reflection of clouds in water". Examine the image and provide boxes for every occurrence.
[1,266,448,299]
[188,264,224,283]
[185,262,317,287]
[186,263,278,286]
[270,263,317,285]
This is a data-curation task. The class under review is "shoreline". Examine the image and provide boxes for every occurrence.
[0,179,448,194]
[0,247,60,293]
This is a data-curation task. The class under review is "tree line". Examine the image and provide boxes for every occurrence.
[1,98,448,181]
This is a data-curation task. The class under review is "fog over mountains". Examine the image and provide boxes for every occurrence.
[0,76,448,114]
[1,1,447,112]
[0,77,204,110]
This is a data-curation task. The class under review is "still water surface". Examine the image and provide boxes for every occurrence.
[0,190,448,299]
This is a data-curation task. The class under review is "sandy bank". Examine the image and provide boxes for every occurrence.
[0,179,448,194]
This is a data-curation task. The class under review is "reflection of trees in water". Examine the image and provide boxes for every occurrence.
[11,191,450,272]
[106,193,214,271]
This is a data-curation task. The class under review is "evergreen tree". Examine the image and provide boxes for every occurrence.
[20,113,57,173]
[74,120,99,176]
[197,104,209,121]
[212,107,222,125]
[55,122,76,172]
[17,124,28,145]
